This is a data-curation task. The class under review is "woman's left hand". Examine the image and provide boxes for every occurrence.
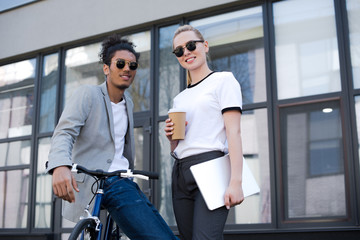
[224,180,244,209]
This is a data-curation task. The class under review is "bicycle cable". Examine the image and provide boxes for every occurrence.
[87,175,100,206]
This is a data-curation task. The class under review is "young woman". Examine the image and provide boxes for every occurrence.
[164,25,245,240]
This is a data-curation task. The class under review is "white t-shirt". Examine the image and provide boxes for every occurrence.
[108,99,130,171]
[173,71,242,159]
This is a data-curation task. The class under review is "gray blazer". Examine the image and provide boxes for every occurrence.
[46,81,135,222]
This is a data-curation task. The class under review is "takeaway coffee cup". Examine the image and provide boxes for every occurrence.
[168,109,186,140]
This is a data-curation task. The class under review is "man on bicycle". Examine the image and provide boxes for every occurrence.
[46,34,178,240]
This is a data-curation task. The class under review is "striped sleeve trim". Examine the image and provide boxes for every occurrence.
[221,107,242,114]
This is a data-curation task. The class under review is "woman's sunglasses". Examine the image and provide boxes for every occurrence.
[113,59,138,71]
[172,40,204,58]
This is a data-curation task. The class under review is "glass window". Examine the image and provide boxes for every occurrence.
[159,24,181,116]
[64,42,103,106]
[35,137,52,228]
[347,0,360,88]
[280,100,346,219]
[191,7,266,105]
[0,59,36,139]
[226,108,271,224]
[0,169,29,228]
[126,31,151,112]
[0,140,31,167]
[133,126,147,195]
[0,139,31,230]
[308,109,344,177]
[39,53,59,133]
[274,0,341,100]
[354,96,360,166]
[158,121,177,226]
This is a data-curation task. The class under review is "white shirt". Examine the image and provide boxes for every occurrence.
[108,99,130,171]
[173,71,242,159]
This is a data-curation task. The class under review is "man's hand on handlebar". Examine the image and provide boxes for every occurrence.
[52,166,79,203]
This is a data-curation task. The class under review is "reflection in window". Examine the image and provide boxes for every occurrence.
[280,101,346,219]
[35,137,52,228]
[39,53,59,133]
[0,59,36,138]
[308,109,343,177]
[126,31,151,112]
[347,0,360,88]
[226,108,270,224]
[0,59,35,87]
[158,121,176,226]
[354,96,360,167]
[0,140,31,167]
[274,0,341,100]
[64,42,103,106]
[158,24,181,116]
[0,169,29,228]
[133,127,146,192]
[191,7,266,104]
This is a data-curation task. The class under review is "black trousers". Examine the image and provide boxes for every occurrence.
[172,151,229,240]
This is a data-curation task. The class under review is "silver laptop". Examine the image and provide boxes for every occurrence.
[190,154,260,210]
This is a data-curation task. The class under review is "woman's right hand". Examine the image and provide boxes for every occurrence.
[164,118,179,150]
[164,118,175,140]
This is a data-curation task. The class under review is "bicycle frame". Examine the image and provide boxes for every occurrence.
[70,164,158,240]
[79,179,120,240]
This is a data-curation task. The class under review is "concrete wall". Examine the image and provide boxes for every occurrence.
[0,0,238,60]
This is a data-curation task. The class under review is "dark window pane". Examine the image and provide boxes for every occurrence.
[280,101,346,219]
[39,53,58,133]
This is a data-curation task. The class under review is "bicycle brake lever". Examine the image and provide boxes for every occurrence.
[120,169,149,180]
[71,164,78,173]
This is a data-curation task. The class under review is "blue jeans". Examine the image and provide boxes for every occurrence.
[102,176,178,240]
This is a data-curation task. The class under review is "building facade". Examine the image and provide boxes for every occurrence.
[0,0,360,239]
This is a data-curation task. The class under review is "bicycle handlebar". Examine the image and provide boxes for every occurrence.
[71,164,159,180]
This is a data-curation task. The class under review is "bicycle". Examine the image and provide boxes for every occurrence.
[68,163,159,240]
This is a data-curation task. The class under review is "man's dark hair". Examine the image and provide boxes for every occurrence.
[99,34,140,66]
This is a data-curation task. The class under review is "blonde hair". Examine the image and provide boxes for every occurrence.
[173,25,205,86]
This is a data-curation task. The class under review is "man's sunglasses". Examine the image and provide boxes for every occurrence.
[172,40,204,58]
[113,59,138,70]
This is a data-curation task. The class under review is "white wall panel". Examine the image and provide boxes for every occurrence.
[0,0,238,59]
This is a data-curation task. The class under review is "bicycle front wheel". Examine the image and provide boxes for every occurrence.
[69,218,98,240]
